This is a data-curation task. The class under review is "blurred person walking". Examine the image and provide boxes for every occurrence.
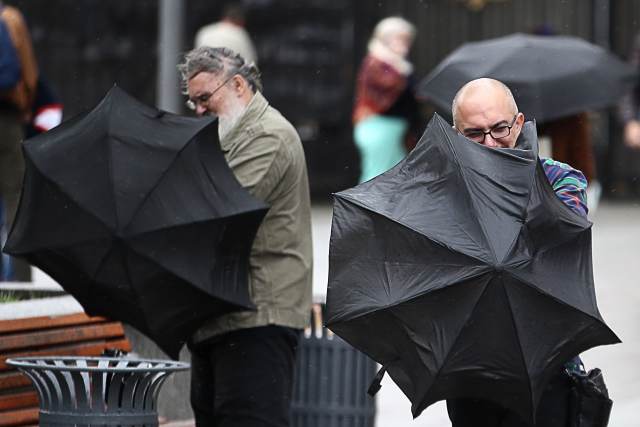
[532,25,600,211]
[179,46,312,427]
[619,31,640,150]
[0,1,37,281]
[195,2,257,66]
[538,113,601,211]
[352,16,420,183]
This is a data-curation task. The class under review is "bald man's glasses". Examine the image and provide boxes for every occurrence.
[462,114,518,144]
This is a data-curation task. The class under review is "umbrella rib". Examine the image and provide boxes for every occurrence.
[124,209,263,238]
[122,240,206,295]
[107,115,119,231]
[437,119,497,264]
[493,159,589,265]
[89,242,116,282]
[500,275,620,419]
[23,164,117,236]
[9,235,113,255]
[119,246,152,334]
[117,135,193,233]
[338,194,492,268]
[505,270,604,326]
[327,267,492,327]
[482,158,538,265]
[404,275,493,393]
[501,280,535,417]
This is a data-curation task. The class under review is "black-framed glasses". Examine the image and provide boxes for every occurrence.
[185,74,236,111]
[461,114,518,143]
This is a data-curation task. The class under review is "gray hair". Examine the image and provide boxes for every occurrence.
[178,46,262,94]
[371,16,416,44]
[451,78,518,126]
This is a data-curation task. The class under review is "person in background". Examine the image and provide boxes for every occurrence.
[0,2,37,281]
[533,24,600,212]
[619,31,640,150]
[537,113,600,211]
[195,2,257,66]
[178,46,312,427]
[352,16,420,183]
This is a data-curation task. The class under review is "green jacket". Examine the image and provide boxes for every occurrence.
[192,91,313,342]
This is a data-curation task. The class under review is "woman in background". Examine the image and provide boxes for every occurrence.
[353,16,419,183]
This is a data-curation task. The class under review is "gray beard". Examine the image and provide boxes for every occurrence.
[217,99,247,140]
[218,115,239,140]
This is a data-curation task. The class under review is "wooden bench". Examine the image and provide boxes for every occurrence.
[0,312,132,427]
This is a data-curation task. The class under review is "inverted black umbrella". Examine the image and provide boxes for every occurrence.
[325,113,619,424]
[3,86,268,359]
[419,33,637,122]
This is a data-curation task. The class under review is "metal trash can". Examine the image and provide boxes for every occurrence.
[291,304,377,427]
[6,356,189,427]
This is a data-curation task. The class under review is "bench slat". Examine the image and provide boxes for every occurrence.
[0,373,31,392]
[0,322,126,352]
[0,313,104,334]
[0,392,38,412]
[0,407,39,427]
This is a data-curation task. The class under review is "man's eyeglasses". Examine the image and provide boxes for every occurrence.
[461,114,518,143]
[185,74,236,111]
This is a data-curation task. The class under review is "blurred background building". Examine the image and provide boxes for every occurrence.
[11,0,640,198]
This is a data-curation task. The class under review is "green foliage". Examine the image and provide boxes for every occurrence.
[0,291,20,303]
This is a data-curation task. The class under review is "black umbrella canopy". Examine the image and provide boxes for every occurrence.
[419,33,637,122]
[325,114,619,424]
[4,86,268,359]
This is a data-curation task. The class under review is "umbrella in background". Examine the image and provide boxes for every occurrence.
[3,86,268,359]
[325,113,619,424]
[419,33,637,122]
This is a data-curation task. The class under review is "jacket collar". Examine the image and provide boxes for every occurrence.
[220,91,269,151]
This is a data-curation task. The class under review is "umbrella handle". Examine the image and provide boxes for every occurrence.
[312,303,323,339]
[303,304,335,340]
[367,366,387,397]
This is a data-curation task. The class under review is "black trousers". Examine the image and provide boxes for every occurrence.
[447,370,573,427]
[189,325,300,427]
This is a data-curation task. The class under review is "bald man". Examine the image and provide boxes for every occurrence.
[447,78,588,426]
[453,78,587,215]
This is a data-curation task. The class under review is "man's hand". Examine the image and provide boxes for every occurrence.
[624,120,640,149]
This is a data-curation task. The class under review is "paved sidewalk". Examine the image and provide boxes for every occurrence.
[161,420,194,427]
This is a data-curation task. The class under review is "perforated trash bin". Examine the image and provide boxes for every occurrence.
[291,304,377,427]
[6,356,189,427]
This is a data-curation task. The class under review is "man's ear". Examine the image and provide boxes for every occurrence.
[232,75,247,96]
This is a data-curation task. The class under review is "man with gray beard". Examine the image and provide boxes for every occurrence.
[178,47,313,427]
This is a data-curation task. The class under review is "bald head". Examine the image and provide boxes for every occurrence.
[451,78,524,149]
[452,78,518,126]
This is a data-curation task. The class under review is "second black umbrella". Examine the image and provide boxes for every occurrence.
[419,33,637,122]
[4,87,268,359]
